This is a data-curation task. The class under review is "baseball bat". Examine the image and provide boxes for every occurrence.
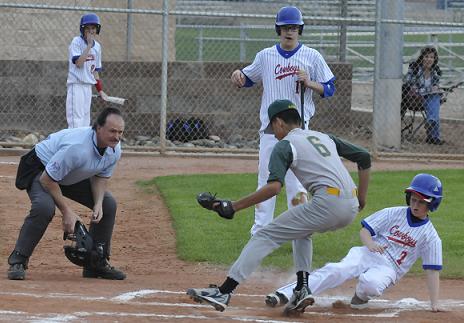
[92,94,126,105]
[300,81,305,129]
[104,96,126,105]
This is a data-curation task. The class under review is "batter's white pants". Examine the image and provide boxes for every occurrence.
[276,246,398,302]
[66,83,92,128]
[252,133,307,235]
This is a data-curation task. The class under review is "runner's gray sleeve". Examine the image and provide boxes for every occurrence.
[328,134,371,170]
[267,140,293,186]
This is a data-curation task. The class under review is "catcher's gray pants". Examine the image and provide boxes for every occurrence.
[13,173,117,258]
[228,186,359,283]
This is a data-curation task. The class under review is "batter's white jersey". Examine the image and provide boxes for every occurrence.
[362,206,442,278]
[275,206,442,301]
[242,43,334,132]
[66,36,102,85]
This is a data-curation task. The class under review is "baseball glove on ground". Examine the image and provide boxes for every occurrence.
[196,192,235,219]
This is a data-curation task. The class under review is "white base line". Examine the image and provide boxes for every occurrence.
[1,289,464,322]
[0,161,18,165]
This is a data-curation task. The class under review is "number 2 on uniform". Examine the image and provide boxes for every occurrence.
[396,251,408,265]
[306,136,331,157]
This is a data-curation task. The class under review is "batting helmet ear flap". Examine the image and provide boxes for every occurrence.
[275,25,281,35]
[405,191,411,206]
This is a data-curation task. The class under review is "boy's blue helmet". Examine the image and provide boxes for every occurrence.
[405,173,443,212]
[275,6,304,35]
[80,13,101,36]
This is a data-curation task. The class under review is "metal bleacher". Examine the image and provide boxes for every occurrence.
[175,0,376,19]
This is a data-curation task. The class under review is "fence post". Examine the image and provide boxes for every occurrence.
[339,0,348,61]
[373,0,404,152]
[126,0,133,61]
[240,23,247,62]
[159,0,169,154]
[198,27,203,62]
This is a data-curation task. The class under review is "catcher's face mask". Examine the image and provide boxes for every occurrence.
[63,221,94,267]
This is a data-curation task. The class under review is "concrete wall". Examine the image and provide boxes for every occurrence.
[0,60,352,139]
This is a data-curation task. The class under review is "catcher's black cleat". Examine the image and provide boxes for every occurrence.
[7,263,26,280]
[83,260,126,280]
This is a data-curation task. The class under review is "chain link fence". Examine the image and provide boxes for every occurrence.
[0,0,464,159]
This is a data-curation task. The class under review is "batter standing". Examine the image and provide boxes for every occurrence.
[231,6,336,235]
[187,99,371,315]
[267,173,443,312]
[66,13,107,128]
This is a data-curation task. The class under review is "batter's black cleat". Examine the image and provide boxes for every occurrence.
[350,292,369,309]
[83,260,126,280]
[265,291,289,307]
[283,286,314,317]
[186,285,231,312]
[7,263,26,280]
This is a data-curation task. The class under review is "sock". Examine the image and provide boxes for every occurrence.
[219,277,239,294]
[295,271,309,291]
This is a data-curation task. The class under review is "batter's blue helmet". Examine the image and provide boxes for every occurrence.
[405,173,443,212]
[275,6,304,35]
[80,13,101,36]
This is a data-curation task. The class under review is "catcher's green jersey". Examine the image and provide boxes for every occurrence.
[267,128,370,192]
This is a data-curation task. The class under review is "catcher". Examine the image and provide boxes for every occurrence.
[188,99,371,315]
[7,107,125,281]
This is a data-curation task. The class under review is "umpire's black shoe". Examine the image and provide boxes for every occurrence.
[7,250,29,280]
[83,260,126,280]
[8,263,26,280]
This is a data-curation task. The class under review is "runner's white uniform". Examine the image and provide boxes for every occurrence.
[66,36,102,128]
[242,43,335,235]
[276,206,442,301]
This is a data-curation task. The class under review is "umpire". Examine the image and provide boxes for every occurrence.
[7,107,126,280]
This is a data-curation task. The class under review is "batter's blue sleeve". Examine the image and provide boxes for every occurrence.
[321,77,336,98]
[71,55,80,64]
[361,220,375,236]
[242,71,255,88]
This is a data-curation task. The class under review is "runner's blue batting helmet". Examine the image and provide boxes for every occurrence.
[405,173,443,212]
[275,6,304,35]
[80,13,101,36]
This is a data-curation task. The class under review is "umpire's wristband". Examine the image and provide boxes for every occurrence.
[95,79,103,92]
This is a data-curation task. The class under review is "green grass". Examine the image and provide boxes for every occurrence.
[138,169,464,278]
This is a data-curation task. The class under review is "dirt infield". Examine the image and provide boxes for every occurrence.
[1,155,463,322]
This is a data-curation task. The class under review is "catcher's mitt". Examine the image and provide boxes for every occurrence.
[196,192,235,219]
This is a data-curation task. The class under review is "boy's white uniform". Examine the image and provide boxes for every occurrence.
[66,36,102,128]
[242,43,335,234]
[276,206,442,301]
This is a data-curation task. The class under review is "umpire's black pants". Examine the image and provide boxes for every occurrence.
[13,173,117,258]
